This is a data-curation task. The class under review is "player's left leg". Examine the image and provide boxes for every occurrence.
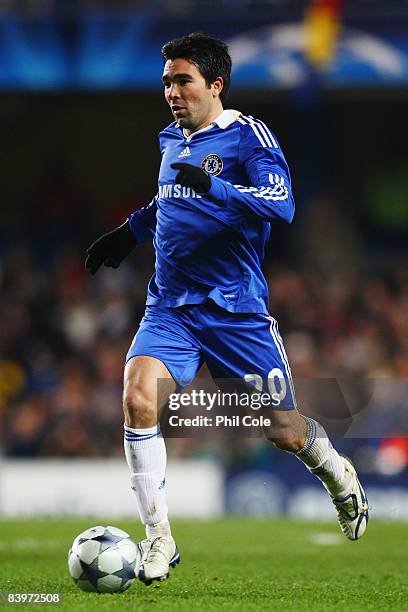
[263,409,369,540]
[201,304,368,540]
[257,317,369,540]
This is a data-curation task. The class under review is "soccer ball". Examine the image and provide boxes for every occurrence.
[68,525,140,593]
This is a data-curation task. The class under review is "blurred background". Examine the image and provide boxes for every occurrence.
[1,0,408,519]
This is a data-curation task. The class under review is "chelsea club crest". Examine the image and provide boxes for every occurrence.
[201,153,223,176]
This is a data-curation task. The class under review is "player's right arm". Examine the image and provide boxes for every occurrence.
[128,195,158,243]
[85,195,158,275]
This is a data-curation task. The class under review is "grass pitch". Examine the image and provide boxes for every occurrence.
[0,518,406,611]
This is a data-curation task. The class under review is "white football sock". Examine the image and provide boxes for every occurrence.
[146,519,172,540]
[296,417,351,497]
[124,424,170,533]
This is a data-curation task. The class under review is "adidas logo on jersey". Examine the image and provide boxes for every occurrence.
[178,146,191,158]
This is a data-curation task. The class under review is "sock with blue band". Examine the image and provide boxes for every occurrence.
[124,424,170,534]
[296,417,351,497]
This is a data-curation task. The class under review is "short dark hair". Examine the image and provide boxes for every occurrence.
[161,32,232,103]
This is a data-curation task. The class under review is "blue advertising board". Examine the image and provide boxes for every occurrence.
[0,11,408,89]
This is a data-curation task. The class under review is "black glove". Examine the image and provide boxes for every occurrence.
[85,221,136,275]
[171,162,211,194]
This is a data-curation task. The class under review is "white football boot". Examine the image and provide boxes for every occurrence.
[332,456,369,541]
[137,536,180,585]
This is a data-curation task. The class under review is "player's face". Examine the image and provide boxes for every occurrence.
[162,58,222,134]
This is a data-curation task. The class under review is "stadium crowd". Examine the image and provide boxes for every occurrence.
[1,167,408,464]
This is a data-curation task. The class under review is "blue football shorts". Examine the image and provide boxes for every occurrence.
[126,301,296,410]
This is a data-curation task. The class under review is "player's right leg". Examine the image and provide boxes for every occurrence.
[123,305,202,584]
[123,355,180,585]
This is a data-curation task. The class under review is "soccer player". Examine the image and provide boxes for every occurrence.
[85,33,369,585]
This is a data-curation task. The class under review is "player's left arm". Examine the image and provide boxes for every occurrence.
[171,124,295,224]
[209,127,295,223]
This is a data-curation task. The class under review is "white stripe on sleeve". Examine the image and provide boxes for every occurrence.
[248,115,278,148]
[243,115,273,148]
[241,115,267,147]
[234,182,289,201]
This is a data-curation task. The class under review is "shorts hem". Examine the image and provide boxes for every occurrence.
[125,351,184,389]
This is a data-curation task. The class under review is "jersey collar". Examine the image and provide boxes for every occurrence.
[180,109,241,140]
[213,109,242,129]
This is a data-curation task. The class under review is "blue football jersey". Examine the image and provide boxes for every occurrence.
[128,109,295,314]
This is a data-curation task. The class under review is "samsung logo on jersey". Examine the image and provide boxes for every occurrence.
[159,184,202,199]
